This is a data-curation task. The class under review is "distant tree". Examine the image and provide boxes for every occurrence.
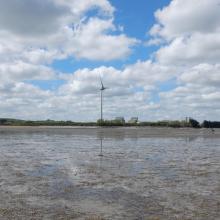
[202,120,220,128]
[189,118,200,128]
[202,120,210,128]
[0,119,7,125]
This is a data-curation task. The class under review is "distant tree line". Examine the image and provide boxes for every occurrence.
[0,118,219,128]
[139,120,190,128]
[97,118,199,128]
[0,118,96,126]
[97,119,126,126]
[202,120,220,128]
[187,118,220,128]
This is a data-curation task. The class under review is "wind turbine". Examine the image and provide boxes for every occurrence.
[99,77,108,125]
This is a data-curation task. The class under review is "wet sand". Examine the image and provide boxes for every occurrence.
[0,127,219,219]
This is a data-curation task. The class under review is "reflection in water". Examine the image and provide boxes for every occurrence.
[98,137,103,157]
[97,130,104,157]
[184,136,199,143]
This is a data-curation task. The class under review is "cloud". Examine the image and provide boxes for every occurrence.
[0,0,114,37]
[59,60,172,96]
[158,62,220,121]
[148,0,220,65]
[180,63,220,87]
[0,0,70,37]
[0,0,136,63]
[64,0,114,16]
[144,0,220,120]
[159,83,220,121]
[151,0,220,39]
[0,61,56,82]
[156,33,220,65]
[64,18,138,61]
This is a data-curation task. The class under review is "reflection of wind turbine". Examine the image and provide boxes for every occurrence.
[100,77,108,124]
[98,136,103,157]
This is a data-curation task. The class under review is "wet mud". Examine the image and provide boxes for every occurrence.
[0,127,219,219]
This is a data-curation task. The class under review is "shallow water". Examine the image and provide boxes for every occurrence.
[0,127,219,219]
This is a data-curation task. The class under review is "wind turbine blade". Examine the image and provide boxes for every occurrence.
[100,76,104,88]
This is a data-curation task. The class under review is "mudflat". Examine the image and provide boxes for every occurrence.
[0,126,220,137]
[0,127,219,219]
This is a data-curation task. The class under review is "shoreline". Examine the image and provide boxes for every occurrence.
[0,125,219,138]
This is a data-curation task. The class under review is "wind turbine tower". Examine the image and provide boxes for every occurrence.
[100,77,108,124]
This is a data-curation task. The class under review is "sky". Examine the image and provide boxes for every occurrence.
[0,0,220,122]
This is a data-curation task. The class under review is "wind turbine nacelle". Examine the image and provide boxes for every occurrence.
[100,87,107,91]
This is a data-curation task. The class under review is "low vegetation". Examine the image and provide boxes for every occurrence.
[0,118,96,126]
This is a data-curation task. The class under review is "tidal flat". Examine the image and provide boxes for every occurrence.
[0,127,219,220]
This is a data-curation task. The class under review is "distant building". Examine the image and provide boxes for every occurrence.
[128,117,138,124]
[114,117,125,124]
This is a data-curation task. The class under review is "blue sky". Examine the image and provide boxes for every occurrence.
[51,0,170,73]
[0,0,220,121]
